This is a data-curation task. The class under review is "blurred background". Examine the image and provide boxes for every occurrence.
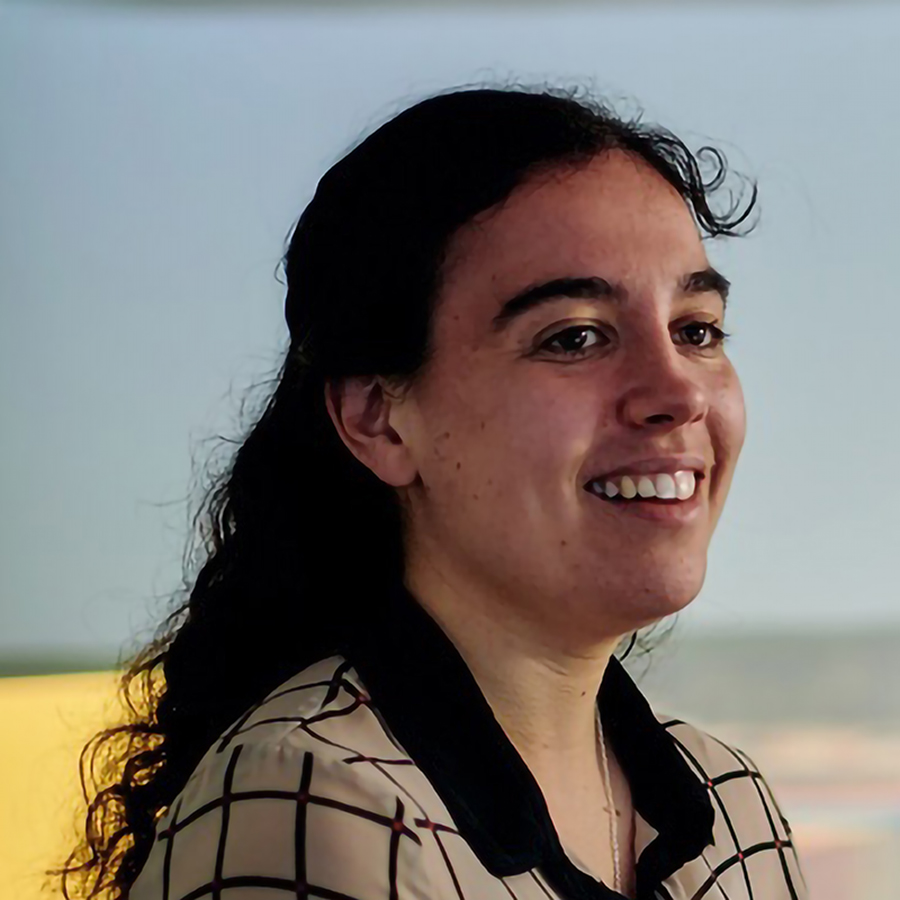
[2,0,898,897]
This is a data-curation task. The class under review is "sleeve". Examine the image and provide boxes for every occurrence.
[128,738,439,900]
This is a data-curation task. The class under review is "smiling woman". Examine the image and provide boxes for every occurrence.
[53,85,808,900]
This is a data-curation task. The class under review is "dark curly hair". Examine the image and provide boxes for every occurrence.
[51,83,757,900]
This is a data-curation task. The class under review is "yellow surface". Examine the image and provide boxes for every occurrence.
[0,671,123,900]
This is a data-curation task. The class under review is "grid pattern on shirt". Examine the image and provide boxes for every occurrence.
[132,655,809,900]
[661,718,808,900]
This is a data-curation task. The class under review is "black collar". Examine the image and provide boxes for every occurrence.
[342,578,715,900]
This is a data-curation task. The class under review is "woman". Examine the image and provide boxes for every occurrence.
[57,86,808,900]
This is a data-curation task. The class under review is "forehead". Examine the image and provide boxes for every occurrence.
[437,150,708,319]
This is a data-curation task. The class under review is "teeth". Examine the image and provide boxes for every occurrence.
[674,471,695,500]
[588,470,697,501]
[654,474,677,499]
[637,476,657,498]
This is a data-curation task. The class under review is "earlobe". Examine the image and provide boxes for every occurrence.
[323,376,418,488]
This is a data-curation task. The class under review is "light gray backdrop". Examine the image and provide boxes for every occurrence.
[2,1,898,662]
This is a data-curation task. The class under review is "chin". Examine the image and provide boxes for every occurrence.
[643,573,706,617]
[584,562,707,622]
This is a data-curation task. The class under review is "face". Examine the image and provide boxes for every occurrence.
[389,150,746,641]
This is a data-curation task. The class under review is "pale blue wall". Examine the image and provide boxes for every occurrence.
[2,2,899,657]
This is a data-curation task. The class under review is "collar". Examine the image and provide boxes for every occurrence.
[342,578,715,900]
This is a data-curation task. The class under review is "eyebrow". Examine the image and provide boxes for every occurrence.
[489,267,731,333]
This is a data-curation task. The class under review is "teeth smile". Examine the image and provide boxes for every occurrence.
[586,471,698,501]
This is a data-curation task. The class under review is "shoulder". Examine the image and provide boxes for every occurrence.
[168,654,407,802]
[654,711,809,898]
[182,651,441,810]
[655,709,786,818]
[654,711,762,781]
[130,655,449,900]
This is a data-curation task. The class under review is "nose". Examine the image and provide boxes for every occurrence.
[617,331,708,430]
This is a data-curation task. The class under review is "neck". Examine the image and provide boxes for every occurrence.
[403,567,626,786]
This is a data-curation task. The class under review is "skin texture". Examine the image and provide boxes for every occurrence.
[325,149,746,895]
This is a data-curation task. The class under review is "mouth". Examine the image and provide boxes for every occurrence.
[588,473,705,503]
[582,473,707,523]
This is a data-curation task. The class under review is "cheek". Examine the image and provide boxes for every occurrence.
[487,376,592,464]
[709,368,747,486]
[723,369,747,455]
[420,369,581,498]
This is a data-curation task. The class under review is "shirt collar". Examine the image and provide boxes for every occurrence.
[342,577,715,899]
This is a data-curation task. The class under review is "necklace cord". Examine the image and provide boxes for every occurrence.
[596,706,621,892]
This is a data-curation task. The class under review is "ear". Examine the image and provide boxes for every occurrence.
[323,376,419,488]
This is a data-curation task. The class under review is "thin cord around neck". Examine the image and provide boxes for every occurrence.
[596,705,621,893]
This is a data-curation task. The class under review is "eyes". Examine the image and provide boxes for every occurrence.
[536,321,731,358]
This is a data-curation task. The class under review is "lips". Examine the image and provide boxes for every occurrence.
[582,455,708,486]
